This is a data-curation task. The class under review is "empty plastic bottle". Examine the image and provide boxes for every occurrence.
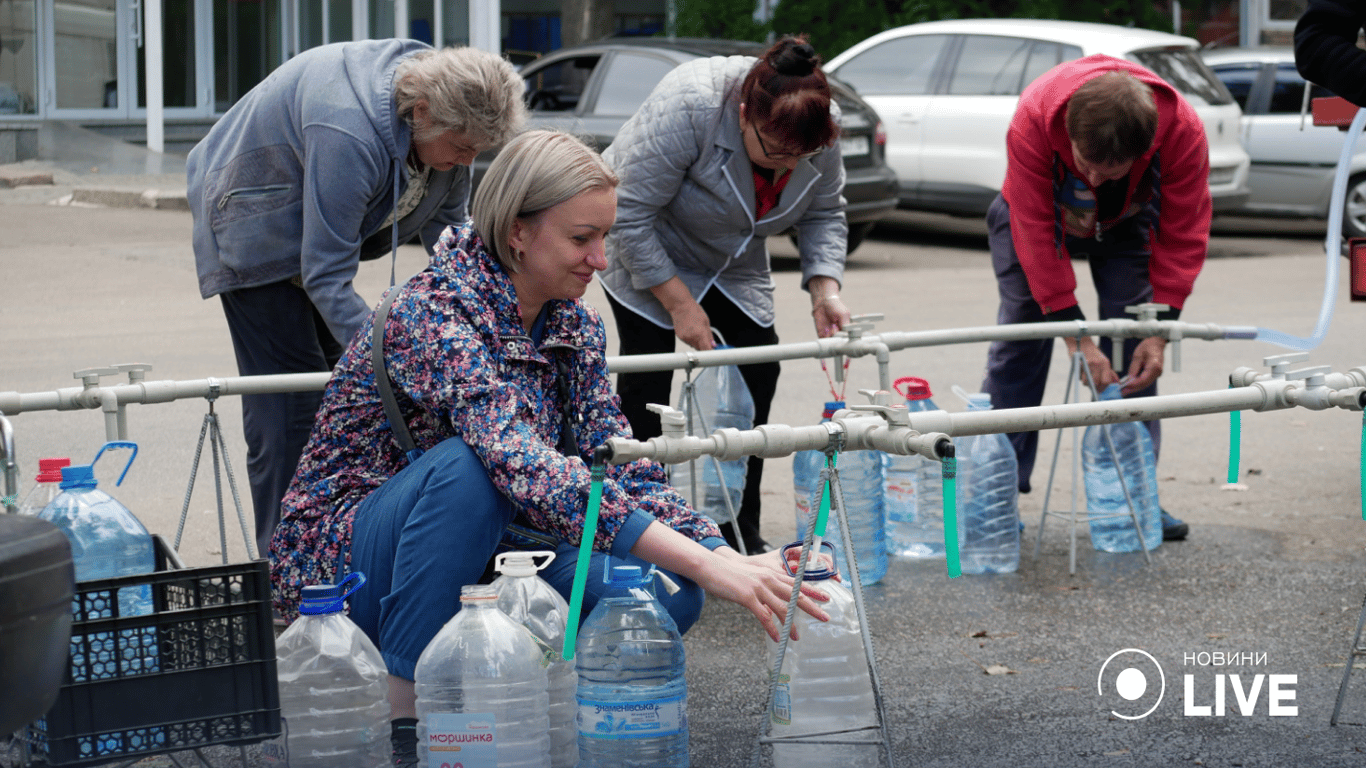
[264,572,390,768]
[670,348,753,528]
[37,443,156,681]
[793,401,887,585]
[415,584,551,768]
[881,377,945,558]
[16,457,71,516]
[576,564,688,768]
[953,390,1020,574]
[1082,383,1163,553]
[491,552,578,768]
[766,546,880,768]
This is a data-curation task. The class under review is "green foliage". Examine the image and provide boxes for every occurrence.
[674,0,772,41]
[768,0,889,63]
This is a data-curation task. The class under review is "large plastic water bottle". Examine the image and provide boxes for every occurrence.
[793,401,887,585]
[264,573,390,768]
[16,457,70,516]
[576,564,688,768]
[881,378,944,558]
[953,390,1020,574]
[37,443,156,681]
[415,584,551,768]
[1082,383,1163,553]
[766,545,880,768]
[669,349,754,528]
[491,552,577,768]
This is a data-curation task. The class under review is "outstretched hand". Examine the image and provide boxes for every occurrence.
[699,547,831,642]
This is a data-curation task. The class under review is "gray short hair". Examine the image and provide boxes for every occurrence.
[394,47,527,147]
[472,130,618,272]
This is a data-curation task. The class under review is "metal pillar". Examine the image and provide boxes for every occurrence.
[1033,345,1153,574]
[174,386,256,563]
[1332,590,1366,726]
[753,450,894,767]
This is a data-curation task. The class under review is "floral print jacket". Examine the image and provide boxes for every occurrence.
[269,222,723,618]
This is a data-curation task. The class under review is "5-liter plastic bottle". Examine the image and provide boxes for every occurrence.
[953,391,1020,574]
[415,584,551,768]
[264,573,390,768]
[881,378,944,558]
[37,443,156,680]
[491,552,578,768]
[1082,383,1163,553]
[576,565,688,768]
[793,401,887,585]
[670,349,754,528]
[766,544,880,768]
[16,457,71,516]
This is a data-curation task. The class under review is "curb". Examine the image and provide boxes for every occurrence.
[68,186,190,211]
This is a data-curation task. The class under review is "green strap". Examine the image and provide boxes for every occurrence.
[815,453,836,540]
[942,456,960,579]
[563,462,606,661]
[1360,413,1365,520]
[1228,384,1242,485]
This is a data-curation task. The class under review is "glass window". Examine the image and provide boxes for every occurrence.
[593,52,676,116]
[214,0,283,112]
[523,55,599,113]
[1129,49,1233,107]
[833,34,948,96]
[947,35,1031,96]
[0,0,38,113]
[1209,62,1263,111]
[1019,41,1083,91]
[1268,61,1335,114]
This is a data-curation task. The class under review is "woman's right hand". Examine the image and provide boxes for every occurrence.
[669,301,714,351]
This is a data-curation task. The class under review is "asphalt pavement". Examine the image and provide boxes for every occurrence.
[2,135,1366,767]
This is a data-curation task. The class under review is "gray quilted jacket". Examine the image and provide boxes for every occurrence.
[600,55,848,329]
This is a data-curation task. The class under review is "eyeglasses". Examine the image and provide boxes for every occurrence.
[752,125,825,161]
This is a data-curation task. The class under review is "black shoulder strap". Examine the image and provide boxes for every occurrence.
[372,286,423,464]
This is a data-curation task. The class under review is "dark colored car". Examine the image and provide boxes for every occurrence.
[473,37,900,254]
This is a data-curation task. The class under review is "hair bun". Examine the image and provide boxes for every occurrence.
[770,38,819,77]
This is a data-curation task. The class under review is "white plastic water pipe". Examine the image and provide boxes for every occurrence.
[1254,106,1366,350]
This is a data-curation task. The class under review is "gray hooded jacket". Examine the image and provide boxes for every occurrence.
[187,40,471,349]
[600,55,848,329]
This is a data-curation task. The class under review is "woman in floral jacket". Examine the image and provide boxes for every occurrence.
[269,130,829,755]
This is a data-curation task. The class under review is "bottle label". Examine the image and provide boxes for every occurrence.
[577,693,685,739]
[259,717,288,765]
[427,713,497,766]
[771,675,792,726]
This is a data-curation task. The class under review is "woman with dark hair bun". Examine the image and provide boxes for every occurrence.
[600,35,854,555]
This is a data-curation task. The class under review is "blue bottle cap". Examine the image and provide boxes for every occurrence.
[298,572,366,615]
[58,464,98,491]
[606,565,648,587]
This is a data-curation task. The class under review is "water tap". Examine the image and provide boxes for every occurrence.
[1286,365,1334,410]
[832,313,885,384]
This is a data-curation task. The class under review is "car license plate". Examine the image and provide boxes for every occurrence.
[840,136,870,157]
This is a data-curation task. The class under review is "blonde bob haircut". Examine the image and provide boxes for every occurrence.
[472,130,618,272]
[394,46,527,147]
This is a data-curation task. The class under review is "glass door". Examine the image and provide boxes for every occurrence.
[1,0,39,113]
[47,0,123,113]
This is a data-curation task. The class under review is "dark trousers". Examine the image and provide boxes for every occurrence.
[347,437,704,681]
[979,195,1161,493]
[606,291,780,552]
[220,281,344,560]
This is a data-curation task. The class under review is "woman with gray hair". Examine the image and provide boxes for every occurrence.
[270,129,831,766]
[187,41,525,564]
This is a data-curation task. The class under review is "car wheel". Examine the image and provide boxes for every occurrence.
[1342,172,1366,240]
[788,222,876,256]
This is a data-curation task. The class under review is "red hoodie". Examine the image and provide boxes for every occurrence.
[1000,54,1211,318]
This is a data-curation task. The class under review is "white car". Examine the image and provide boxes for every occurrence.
[1202,46,1366,238]
[825,18,1252,218]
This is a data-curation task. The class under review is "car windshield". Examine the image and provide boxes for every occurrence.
[1130,49,1234,107]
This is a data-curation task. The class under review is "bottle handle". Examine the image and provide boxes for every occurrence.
[92,441,138,486]
[950,384,973,406]
[893,376,928,400]
[494,550,556,574]
[336,571,367,602]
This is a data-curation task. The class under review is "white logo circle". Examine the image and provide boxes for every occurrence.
[1098,648,1165,720]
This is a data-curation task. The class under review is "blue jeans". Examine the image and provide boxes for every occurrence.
[346,437,706,681]
[979,195,1162,492]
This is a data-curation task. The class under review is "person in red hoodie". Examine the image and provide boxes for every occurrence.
[979,54,1211,541]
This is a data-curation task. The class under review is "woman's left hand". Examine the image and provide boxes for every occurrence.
[699,547,831,642]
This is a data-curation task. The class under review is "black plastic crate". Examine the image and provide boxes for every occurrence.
[12,536,281,767]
